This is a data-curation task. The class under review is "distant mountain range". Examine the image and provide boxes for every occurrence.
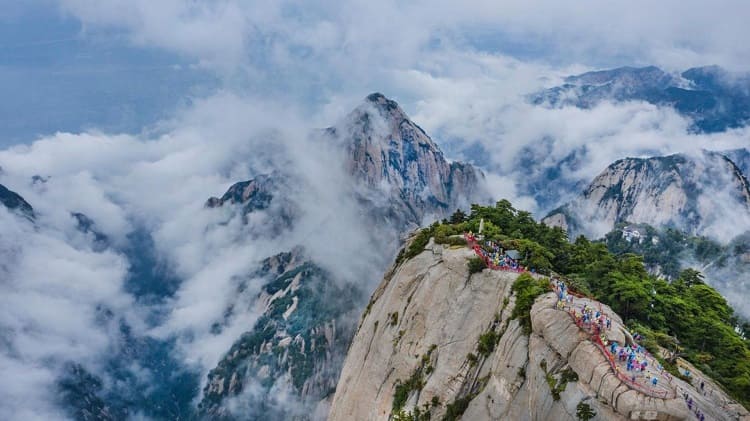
[533,65,750,132]
[448,65,750,214]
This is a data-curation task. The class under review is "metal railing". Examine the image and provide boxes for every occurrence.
[564,306,675,399]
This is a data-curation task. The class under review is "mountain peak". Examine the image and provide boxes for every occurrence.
[366,92,397,107]
[363,92,410,124]
[332,93,485,223]
[543,150,750,239]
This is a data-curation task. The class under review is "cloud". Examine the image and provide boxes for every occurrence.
[58,0,750,83]
[0,207,132,420]
[59,0,247,68]
[0,89,408,418]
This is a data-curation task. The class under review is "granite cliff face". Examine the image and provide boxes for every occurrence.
[329,238,748,421]
[327,93,486,229]
[543,151,750,239]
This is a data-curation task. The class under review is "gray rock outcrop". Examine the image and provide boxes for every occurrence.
[543,151,750,240]
[328,93,487,228]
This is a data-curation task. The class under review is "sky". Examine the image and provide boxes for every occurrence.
[2,0,750,146]
[1,1,750,419]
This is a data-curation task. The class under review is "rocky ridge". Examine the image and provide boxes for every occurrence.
[198,249,360,420]
[0,183,34,219]
[328,237,747,420]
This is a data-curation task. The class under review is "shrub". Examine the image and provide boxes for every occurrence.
[389,312,399,327]
[576,402,596,421]
[443,395,473,421]
[510,273,549,334]
[467,257,486,274]
[397,227,434,265]
[477,331,500,356]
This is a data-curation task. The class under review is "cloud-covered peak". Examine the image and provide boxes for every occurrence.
[544,149,750,240]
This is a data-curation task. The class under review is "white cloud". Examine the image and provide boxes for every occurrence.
[0,207,131,420]
[58,0,750,79]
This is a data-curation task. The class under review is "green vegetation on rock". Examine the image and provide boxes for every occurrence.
[510,273,549,334]
[576,401,596,421]
[392,347,437,414]
[539,359,578,401]
[422,200,750,408]
[477,330,500,356]
[442,394,474,421]
[467,256,486,274]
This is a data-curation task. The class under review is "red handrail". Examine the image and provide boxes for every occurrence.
[467,232,675,400]
[465,234,527,273]
[564,307,674,399]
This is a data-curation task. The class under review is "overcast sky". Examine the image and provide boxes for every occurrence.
[1,0,749,147]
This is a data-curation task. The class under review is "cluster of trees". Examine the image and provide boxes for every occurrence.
[434,200,750,408]
[603,223,726,279]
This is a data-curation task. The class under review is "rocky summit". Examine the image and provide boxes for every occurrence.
[543,151,750,240]
[327,92,486,230]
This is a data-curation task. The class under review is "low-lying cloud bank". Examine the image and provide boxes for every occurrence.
[0,93,393,418]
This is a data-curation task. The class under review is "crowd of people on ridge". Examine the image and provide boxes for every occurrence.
[552,278,672,397]
[465,232,527,272]
[464,232,715,419]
